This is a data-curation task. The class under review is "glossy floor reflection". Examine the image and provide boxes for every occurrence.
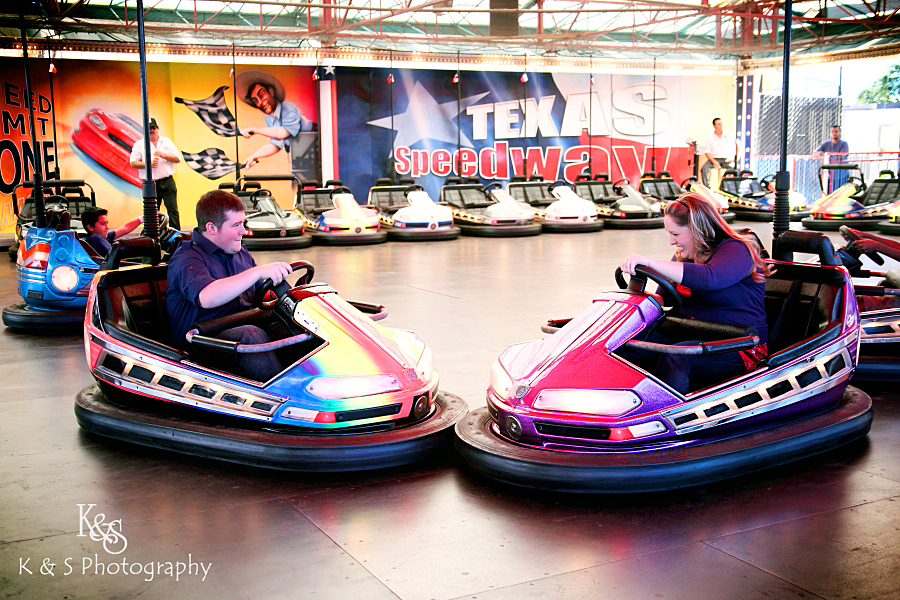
[1,222,898,600]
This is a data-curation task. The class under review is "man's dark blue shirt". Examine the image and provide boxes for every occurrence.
[166,229,257,349]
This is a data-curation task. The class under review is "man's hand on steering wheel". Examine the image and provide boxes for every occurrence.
[255,262,294,286]
[252,261,316,310]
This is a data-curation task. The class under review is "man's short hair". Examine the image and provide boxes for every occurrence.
[81,207,108,231]
[196,189,244,230]
[712,117,722,126]
[831,125,841,131]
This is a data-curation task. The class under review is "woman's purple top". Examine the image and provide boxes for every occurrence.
[679,237,768,344]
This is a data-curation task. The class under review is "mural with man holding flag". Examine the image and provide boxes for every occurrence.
[0,58,317,232]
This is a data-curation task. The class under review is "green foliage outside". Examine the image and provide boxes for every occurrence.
[858,64,900,103]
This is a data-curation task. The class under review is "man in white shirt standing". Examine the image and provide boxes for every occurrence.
[130,117,182,230]
[701,117,739,187]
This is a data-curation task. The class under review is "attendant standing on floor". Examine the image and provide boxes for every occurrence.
[701,117,739,188]
[130,117,182,230]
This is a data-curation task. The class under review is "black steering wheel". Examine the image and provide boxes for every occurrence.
[612,178,629,194]
[615,265,682,312]
[329,186,353,197]
[839,226,884,266]
[253,261,316,309]
[680,176,697,188]
[848,176,866,192]
[484,181,502,192]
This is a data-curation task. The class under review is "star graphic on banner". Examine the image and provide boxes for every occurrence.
[323,66,336,76]
[368,81,489,156]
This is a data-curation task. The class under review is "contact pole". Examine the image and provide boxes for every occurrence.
[232,43,241,182]
[456,51,461,176]
[136,0,160,246]
[47,43,59,179]
[651,58,657,175]
[19,14,44,228]
[773,0,793,239]
[390,51,395,181]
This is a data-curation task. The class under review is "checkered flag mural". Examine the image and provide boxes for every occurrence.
[174,86,237,137]
[181,148,242,180]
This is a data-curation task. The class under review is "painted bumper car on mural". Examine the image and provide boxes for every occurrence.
[802,167,900,231]
[75,258,467,470]
[574,174,665,229]
[223,176,312,250]
[717,170,809,221]
[295,181,387,245]
[505,178,603,233]
[71,109,143,187]
[440,177,542,237]
[455,231,872,493]
[367,179,460,241]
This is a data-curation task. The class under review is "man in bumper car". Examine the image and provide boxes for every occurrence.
[166,189,293,380]
[620,193,769,393]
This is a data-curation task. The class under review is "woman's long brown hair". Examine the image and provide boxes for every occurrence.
[665,192,767,283]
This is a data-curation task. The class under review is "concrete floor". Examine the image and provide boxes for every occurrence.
[1,221,898,600]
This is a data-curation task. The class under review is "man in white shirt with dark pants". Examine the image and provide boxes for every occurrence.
[701,117,739,188]
[130,117,182,230]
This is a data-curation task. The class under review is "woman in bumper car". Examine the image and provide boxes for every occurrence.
[620,192,769,393]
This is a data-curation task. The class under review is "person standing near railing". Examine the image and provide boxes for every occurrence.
[813,125,849,191]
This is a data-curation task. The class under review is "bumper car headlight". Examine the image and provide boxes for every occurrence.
[306,374,403,400]
[50,265,80,292]
[249,221,276,229]
[489,361,514,399]
[416,346,435,382]
[533,389,641,416]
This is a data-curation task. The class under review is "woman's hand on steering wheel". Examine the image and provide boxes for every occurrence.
[619,253,647,276]
[615,264,682,312]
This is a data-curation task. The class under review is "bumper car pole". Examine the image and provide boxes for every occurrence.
[136,0,160,254]
[19,14,45,229]
[773,0,793,240]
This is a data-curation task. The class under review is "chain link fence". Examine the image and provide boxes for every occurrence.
[756,95,843,156]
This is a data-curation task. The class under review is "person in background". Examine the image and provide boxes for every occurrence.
[81,207,143,258]
[701,117,739,187]
[813,125,850,190]
[130,117,182,230]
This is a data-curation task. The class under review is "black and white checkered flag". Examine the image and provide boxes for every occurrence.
[174,86,237,137]
[181,148,242,180]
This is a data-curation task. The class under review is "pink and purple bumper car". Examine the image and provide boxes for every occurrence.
[455,231,872,492]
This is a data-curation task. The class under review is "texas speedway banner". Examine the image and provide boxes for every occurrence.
[337,66,733,201]
[0,58,317,232]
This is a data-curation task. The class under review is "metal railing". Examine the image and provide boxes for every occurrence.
[751,152,900,205]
